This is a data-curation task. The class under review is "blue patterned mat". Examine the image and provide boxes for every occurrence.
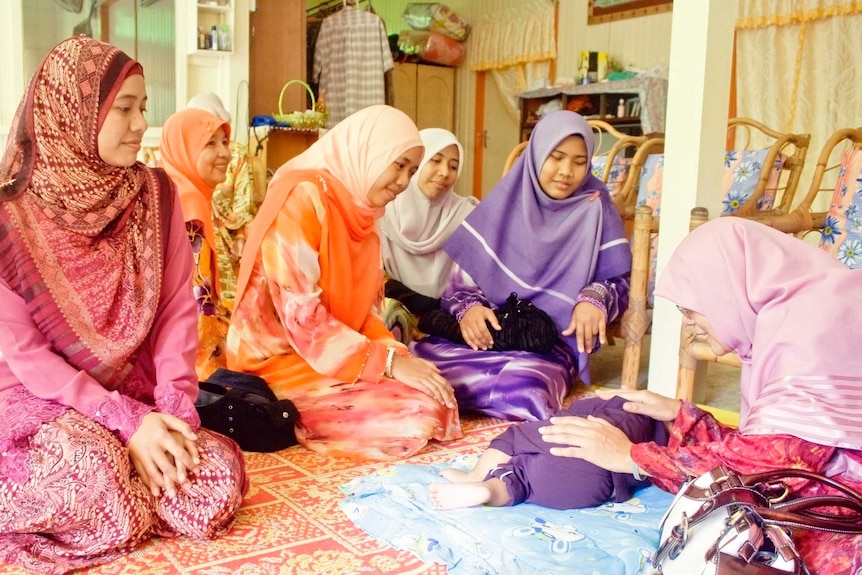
[339,454,674,575]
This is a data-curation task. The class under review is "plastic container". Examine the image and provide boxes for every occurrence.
[403,3,470,41]
[397,30,465,67]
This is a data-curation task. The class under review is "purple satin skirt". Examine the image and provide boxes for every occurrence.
[409,336,577,421]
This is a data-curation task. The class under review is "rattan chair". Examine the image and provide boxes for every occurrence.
[740,127,862,236]
[141,146,160,168]
[724,118,810,218]
[617,120,810,391]
[676,127,862,402]
[502,141,528,176]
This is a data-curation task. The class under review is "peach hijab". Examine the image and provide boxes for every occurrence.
[159,108,230,251]
[234,105,423,328]
[655,217,862,450]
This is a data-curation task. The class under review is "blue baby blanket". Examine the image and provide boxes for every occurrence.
[339,454,674,575]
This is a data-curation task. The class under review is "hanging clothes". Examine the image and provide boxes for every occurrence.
[313,2,393,128]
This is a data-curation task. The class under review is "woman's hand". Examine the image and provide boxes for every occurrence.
[128,412,200,499]
[459,305,500,351]
[390,355,457,408]
[594,388,682,423]
[538,415,635,474]
[562,301,606,353]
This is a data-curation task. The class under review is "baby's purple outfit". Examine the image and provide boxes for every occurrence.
[486,395,669,510]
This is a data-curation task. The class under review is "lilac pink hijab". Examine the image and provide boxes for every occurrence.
[444,110,631,358]
[655,217,862,449]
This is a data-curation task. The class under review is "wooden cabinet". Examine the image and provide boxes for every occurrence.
[249,0,307,120]
[392,63,455,132]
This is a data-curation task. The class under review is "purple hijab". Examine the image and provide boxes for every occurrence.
[444,110,631,355]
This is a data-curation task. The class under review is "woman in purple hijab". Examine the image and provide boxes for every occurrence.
[410,110,632,421]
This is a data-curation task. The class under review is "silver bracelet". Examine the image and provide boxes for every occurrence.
[384,346,396,379]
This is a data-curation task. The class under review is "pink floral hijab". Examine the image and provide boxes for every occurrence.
[655,217,862,449]
[0,37,168,390]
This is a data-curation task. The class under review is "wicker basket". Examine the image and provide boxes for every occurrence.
[273,80,328,130]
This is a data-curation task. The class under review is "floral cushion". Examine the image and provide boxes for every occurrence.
[818,149,862,269]
[634,154,665,216]
[591,155,632,201]
[633,154,664,304]
[721,148,783,214]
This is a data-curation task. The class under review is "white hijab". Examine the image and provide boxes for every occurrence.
[187,92,231,123]
[381,128,477,298]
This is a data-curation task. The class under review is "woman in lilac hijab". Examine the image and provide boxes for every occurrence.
[540,217,862,573]
[409,111,632,421]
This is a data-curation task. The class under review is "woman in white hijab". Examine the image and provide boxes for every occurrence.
[380,128,477,342]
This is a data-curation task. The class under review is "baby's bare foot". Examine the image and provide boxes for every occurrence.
[439,468,472,483]
[429,482,492,510]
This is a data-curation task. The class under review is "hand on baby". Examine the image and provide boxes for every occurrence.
[594,388,683,423]
[538,414,635,474]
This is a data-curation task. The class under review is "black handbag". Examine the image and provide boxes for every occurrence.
[419,292,559,354]
[490,292,559,354]
[195,368,300,453]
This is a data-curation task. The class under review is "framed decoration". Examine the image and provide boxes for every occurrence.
[588,0,673,25]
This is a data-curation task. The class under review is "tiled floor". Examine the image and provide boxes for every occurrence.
[588,333,741,413]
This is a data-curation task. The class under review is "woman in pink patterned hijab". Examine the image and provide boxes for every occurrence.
[0,37,246,573]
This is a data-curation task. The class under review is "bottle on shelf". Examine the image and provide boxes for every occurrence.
[209,25,219,50]
[617,98,626,118]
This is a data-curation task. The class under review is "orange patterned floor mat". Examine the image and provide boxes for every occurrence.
[0,415,509,575]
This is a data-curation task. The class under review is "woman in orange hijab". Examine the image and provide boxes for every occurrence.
[227,105,461,461]
[160,108,232,380]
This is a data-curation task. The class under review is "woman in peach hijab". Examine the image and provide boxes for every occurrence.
[227,105,461,461]
[160,108,232,380]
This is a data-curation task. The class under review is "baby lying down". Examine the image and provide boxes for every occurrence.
[430,396,668,510]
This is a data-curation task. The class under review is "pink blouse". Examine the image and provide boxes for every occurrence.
[0,200,200,443]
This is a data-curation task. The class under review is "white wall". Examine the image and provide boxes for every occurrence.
[0,0,250,150]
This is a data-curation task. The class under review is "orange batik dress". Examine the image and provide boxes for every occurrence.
[227,171,461,461]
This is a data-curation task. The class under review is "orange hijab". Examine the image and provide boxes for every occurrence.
[160,108,230,252]
[235,105,422,329]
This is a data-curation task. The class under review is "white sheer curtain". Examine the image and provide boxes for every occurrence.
[467,0,556,121]
[735,0,862,210]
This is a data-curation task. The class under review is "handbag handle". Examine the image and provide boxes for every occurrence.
[753,495,862,534]
[685,466,862,509]
[681,466,862,534]
[203,368,277,401]
[739,467,862,507]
